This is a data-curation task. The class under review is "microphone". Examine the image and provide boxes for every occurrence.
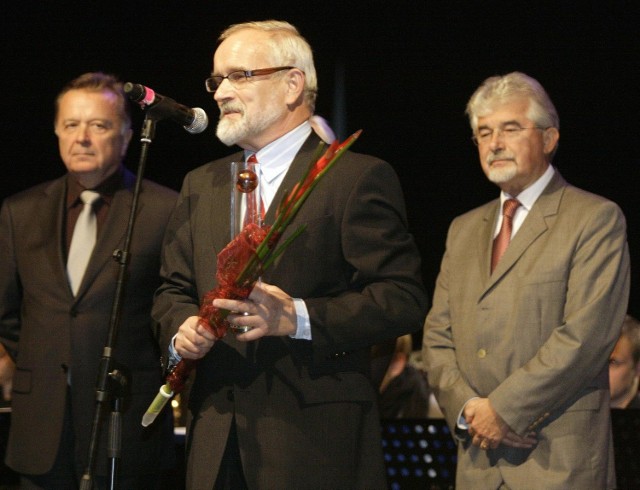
[124,82,208,134]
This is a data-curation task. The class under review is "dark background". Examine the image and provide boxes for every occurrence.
[1,1,638,320]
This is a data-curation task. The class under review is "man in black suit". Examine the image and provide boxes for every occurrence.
[0,72,176,489]
[152,20,428,489]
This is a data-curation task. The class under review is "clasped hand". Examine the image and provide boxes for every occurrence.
[465,398,537,450]
[174,281,298,360]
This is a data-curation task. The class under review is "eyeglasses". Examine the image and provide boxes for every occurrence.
[205,66,295,93]
[472,125,546,146]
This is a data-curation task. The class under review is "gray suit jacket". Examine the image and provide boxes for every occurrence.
[153,135,428,489]
[0,168,177,477]
[423,172,630,489]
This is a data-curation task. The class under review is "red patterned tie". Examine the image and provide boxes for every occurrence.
[491,198,521,273]
[244,154,264,226]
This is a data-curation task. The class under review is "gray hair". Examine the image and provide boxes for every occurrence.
[465,71,559,133]
[219,20,318,111]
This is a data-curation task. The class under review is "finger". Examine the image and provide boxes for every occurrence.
[175,337,199,356]
[176,331,213,355]
[234,325,266,342]
[212,298,241,311]
[227,312,256,329]
[196,322,217,340]
[226,310,252,320]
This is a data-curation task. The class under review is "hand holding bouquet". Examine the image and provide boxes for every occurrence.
[142,128,362,426]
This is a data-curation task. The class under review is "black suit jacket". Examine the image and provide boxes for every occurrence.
[0,168,177,477]
[153,135,428,489]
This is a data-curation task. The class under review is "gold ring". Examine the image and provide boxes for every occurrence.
[480,440,489,450]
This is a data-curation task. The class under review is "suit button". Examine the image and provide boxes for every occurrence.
[226,389,234,401]
[477,348,487,359]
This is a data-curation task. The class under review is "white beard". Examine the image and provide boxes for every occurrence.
[486,159,517,184]
[216,113,248,146]
[216,92,286,147]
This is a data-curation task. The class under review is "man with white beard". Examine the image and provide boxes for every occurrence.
[152,20,427,490]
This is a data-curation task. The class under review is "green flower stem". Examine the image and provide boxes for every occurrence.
[233,130,361,292]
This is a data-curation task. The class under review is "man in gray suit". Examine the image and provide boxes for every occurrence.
[0,72,176,489]
[422,72,630,489]
[152,20,427,489]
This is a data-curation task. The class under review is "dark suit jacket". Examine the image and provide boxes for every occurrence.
[423,172,630,489]
[152,135,428,489]
[0,168,177,477]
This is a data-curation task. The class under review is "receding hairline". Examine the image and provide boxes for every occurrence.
[218,20,301,41]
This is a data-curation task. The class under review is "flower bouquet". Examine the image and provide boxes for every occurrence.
[142,128,362,426]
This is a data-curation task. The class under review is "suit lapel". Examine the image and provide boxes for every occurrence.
[41,178,70,291]
[264,134,322,225]
[477,202,499,289]
[483,172,566,293]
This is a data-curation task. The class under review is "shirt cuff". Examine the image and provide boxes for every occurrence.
[168,334,182,365]
[454,397,479,441]
[457,396,479,428]
[290,298,312,340]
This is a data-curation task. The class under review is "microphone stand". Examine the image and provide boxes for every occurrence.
[80,116,157,490]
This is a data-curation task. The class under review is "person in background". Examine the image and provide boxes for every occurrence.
[423,71,630,489]
[0,72,177,489]
[610,314,640,409]
[374,335,441,419]
[152,20,427,489]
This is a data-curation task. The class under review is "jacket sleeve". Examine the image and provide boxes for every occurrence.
[151,173,202,353]
[422,216,479,431]
[302,157,428,363]
[0,199,22,360]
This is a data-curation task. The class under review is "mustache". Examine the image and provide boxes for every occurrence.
[218,102,244,118]
[486,153,515,165]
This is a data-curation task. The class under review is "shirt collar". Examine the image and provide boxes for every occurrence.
[66,167,124,209]
[243,121,312,184]
[500,165,555,211]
